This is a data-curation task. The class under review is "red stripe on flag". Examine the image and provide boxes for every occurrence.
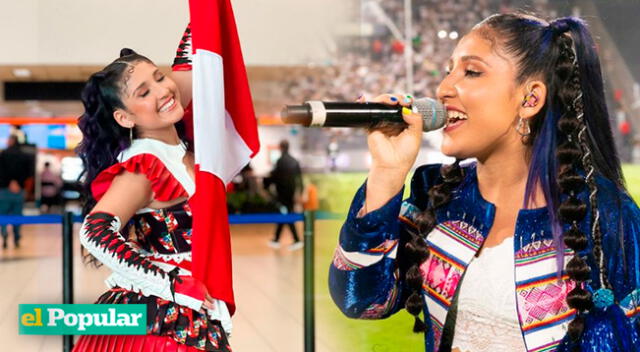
[189,166,235,314]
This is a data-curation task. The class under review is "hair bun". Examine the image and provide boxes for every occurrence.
[119,48,137,57]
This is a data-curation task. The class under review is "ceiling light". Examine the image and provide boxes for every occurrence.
[12,68,31,78]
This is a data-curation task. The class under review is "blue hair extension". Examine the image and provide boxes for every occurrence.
[524,104,563,272]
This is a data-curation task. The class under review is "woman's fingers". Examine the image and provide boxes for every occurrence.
[200,292,215,311]
[202,293,218,311]
[369,93,413,107]
[359,93,421,137]
[401,106,424,134]
[370,93,400,105]
[400,94,414,107]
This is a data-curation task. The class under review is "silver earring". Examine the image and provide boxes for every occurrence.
[129,127,133,143]
[516,117,531,136]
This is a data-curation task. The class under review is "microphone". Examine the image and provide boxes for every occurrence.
[281,98,446,132]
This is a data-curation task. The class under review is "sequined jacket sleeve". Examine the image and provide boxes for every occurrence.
[328,164,440,319]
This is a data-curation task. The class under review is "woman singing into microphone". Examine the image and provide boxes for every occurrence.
[329,13,640,352]
[72,25,232,352]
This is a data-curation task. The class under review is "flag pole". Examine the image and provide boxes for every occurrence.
[303,211,316,352]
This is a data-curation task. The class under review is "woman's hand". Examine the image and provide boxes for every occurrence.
[202,292,216,311]
[364,93,423,173]
[200,291,234,335]
[362,93,424,213]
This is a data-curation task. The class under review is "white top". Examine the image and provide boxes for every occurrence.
[451,236,528,352]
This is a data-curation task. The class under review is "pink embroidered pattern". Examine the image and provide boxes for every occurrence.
[422,220,484,352]
[517,276,575,331]
[423,251,463,304]
[515,239,576,333]
[430,316,444,351]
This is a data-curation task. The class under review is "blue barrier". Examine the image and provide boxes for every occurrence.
[229,213,303,224]
[0,212,340,225]
[0,214,67,225]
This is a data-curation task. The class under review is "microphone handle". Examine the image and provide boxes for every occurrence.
[283,102,404,128]
[320,102,404,127]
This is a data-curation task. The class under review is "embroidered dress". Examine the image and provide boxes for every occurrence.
[74,139,231,352]
[329,162,640,352]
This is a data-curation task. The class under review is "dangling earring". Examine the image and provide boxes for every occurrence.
[129,127,134,143]
[516,117,531,136]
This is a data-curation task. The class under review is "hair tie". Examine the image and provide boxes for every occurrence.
[549,18,571,36]
[113,60,136,68]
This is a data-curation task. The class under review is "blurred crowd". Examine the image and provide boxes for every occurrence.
[280,0,554,103]
[269,0,638,165]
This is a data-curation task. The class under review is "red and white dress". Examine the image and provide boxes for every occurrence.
[73,138,232,352]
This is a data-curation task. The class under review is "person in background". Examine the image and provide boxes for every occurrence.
[40,161,63,213]
[264,140,304,250]
[327,135,339,172]
[0,134,31,249]
[236,164,259,195]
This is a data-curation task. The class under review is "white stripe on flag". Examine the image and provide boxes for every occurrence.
[193,49,253,184]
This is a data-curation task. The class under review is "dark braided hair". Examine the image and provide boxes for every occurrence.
[553,28,595,346]
[401,14,627,350]
[404,160,465,332]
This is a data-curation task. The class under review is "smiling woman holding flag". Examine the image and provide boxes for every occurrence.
[72,0,259,351]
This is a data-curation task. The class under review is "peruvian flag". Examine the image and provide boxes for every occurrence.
[188,0,260,315]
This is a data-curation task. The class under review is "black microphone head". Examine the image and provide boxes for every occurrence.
[413,98,447,132]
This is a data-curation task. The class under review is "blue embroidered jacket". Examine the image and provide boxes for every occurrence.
[329,163,640,352]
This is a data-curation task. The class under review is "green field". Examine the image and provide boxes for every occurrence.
[623,164,640,202]
[312,165,640,351]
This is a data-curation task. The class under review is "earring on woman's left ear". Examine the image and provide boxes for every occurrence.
[516,117,531,136]
[129,127,133,143]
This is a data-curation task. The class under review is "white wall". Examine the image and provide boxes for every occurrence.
[0,0,354,66]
